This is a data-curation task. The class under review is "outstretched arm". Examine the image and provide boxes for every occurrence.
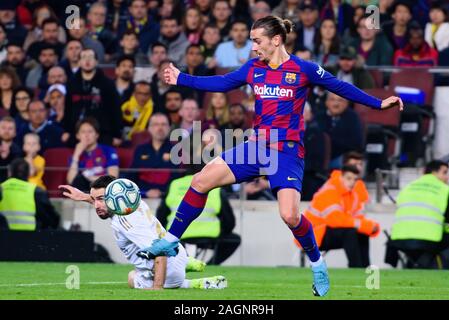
[164,62,251,92]
[58,185,93,204]
[305,62,403,110]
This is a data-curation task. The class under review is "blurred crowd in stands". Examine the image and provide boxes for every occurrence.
[0,0,447,201]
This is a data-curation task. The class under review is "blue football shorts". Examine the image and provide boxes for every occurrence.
[220,140,304,193]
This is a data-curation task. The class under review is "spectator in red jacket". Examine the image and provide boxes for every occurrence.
[394,23,438,67]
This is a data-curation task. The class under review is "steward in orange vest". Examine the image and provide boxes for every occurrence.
[303,165,380,267]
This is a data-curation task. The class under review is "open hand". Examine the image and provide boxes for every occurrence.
[58,184,92,203]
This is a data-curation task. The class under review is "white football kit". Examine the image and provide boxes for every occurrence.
[110,200,188,289]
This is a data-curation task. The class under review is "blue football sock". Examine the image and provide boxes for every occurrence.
[168,186,208,239]
[290,215,321,263]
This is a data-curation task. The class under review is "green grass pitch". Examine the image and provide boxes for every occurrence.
[1,262,448,300]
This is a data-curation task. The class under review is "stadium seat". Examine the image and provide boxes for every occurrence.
[227,89,248,106]
[116,147,135,169]
[43,148,74,197]
[368,69,384,88]
[389,69,435,166]
[102,67,116,80]
[389,69,434,106]
[354,88,401,178]
[131,130,151,147]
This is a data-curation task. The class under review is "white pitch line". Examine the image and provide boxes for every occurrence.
[0,281,126,287]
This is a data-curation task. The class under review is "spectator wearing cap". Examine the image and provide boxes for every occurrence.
[25,45,58,89]
[295,2,319,52]
[68,17,105,63]
[381,0,413,51]
[115,55,135,106]
[87,2,117,63]
[47,84,66,127]
[214,20,252,69]
[272,0,301,26]
[394,23,438,67]
[2,43,29,84]
[425,2,449,52]
[0,2,27,46]
[158,16,190,67]
[320,0,355,36]
[347,14,393,66]
[118,0,160,55]
[326,46,375,89]
[26,17,66,62]
[59,39,83,80]
[16,100,65,153]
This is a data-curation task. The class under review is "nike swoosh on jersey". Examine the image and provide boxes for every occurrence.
[287,177,298,181]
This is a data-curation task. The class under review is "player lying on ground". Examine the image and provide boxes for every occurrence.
[59,175,227,290]
[136,15,403,297]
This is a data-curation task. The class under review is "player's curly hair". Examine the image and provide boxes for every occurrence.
[251,15,294,43]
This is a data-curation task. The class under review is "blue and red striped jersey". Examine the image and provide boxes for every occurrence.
[178,54,382,158]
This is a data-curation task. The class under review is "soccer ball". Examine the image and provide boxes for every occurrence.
[104,178,141,216]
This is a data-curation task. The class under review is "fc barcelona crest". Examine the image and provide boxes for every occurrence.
[285,72,296,84]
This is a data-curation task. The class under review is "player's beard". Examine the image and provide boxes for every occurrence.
[96,209,111,220]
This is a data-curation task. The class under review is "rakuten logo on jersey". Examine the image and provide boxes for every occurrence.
[254,84,293,99]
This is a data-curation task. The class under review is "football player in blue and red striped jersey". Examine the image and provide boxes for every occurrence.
[137,16,403,297]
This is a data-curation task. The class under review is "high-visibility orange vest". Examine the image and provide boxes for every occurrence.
[329,170,369,218]
[299,174,379,248]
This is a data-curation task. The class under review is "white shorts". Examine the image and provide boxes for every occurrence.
[133,245,188,289]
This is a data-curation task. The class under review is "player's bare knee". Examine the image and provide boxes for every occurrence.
[191,172,211,193]
[128,270,135,288]
[280,210,300,228]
